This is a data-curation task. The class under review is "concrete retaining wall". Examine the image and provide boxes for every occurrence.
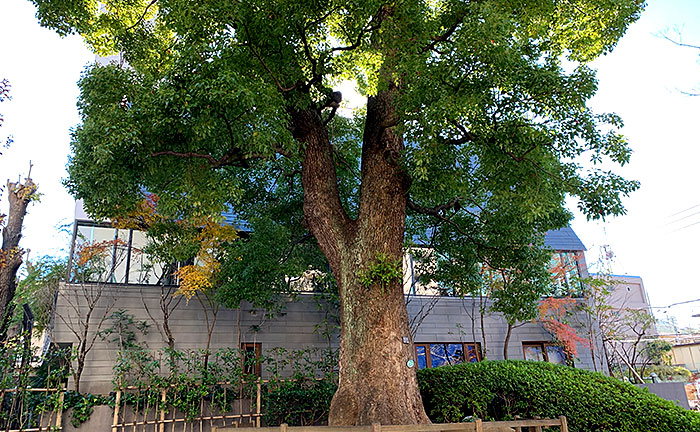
[635,382,691,409]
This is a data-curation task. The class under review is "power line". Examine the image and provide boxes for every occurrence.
[667,203,700,218]
[672,219,700,233]
[652,298,700,309]
[665,209,700,227]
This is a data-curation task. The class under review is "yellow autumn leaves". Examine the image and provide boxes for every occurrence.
[109,194,239,299]
[174,219,238,299]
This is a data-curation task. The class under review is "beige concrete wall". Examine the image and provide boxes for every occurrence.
[606,275,653,313]
[52,283,335,393]
[53,282,606,394]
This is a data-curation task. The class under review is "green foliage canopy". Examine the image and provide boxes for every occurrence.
[32,0,643,306]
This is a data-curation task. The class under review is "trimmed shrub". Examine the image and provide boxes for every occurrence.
[418,360,700,431]
[262,378,337,426]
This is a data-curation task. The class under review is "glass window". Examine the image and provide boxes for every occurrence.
[128,229,168,284]
[112,228,131,284]
[416,345,428,369]
[72,224,119,283]
[71,221,179,286]
[242,343,262,377]
[549,252,583,297]
[546,345,567,365]
[523,342,570,365]
[430,343,464,367]
[415,342,481,369]
[523,344,545,362]
[465,343,480,363]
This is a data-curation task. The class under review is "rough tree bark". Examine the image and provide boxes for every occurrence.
[294,86,430,425]
[0,178,36,340]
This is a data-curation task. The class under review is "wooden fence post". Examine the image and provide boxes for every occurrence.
[475,418,483,432]
[55,390,65,429]
[256,380,262,427]
[280,424,288,432]
[559,416,568,432]
[112,389,121,432]
[371,422,381,432]
[159,388,167,432]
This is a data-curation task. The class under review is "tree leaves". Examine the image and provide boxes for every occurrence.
[35,0,645,305]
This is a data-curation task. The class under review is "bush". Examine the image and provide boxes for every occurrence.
[262,378,337,426]
[641,365,692,382]
[417,360,700,431]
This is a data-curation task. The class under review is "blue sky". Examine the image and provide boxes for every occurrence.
[2,0,700,327]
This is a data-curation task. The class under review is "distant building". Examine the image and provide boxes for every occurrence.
[671,342,700,372]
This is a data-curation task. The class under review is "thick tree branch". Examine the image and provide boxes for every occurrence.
[445,121,477,145]
[407,197,502,267]
[295,108,353,270]
[407,195,484,219]
[150,145,290,168]
[279,232,314,265]
[151,150,218,165]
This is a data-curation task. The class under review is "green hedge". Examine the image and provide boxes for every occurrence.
[263,378,338,426]
[417,360,700,431]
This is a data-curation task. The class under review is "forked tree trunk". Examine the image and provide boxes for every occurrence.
[294,87,429,425]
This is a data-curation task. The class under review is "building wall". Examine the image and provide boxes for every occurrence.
[606,275,653,313]
[408,295,605,370]
[600,275,657,368]
[672,344,700,372]
[52,282,606,394]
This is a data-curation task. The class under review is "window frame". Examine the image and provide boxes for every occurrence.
[414,342,482,369]
[241,342,262,377]
[522,341,569,365]
[550,251,584,297]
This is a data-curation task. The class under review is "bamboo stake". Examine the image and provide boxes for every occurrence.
[256,381,261,428]
[55,390,65,430]
[159,389,166,432]
[113,390,122,432]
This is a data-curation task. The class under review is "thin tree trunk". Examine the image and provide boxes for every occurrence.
[196,292,218,373]
[295,86,428,425]
[504,322,513,360]
[586,312,598,372]
[0,179,36,340]
[479,292,487,358]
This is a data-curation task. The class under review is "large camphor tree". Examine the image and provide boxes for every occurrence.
[32,0,643,425]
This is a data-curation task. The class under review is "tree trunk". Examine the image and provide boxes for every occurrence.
[479,292,487,358]
[74,347,85,393]
[503,322,513,360]
[294,87,429,425]
[0,179,36,340]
